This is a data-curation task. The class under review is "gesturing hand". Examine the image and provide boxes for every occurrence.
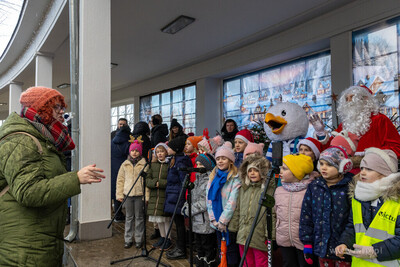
[77,164,105,184]
[309,114,325,135]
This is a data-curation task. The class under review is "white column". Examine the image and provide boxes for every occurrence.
[35,52,53,88]
[78,0,111,240]
[330,31,353,128]
[196,78,221,136]
[9,82,23,114]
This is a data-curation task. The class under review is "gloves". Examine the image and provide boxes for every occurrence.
[217,222,227,232]
[303,244,314,265]
[351,244,377,259]
[309,114,325,136]
[181,203,188,217]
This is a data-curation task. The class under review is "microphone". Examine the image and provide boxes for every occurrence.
[178,167,208,173]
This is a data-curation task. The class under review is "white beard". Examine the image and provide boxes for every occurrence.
[337,88,379,137]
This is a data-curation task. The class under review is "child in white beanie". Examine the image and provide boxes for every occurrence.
[336,147,400,266]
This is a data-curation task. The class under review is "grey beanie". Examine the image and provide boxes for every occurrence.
[360,148,398,176]
[195,153,216,172]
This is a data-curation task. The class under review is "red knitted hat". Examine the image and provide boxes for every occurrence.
[20,86,64,111]
[235,129,254,143]
[297,137,323,160]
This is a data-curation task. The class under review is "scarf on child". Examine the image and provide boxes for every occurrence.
[21,106,75,151]
[208,168,230,244]
[355,173,399,202]
[281,174,311,192]
[128,155,142,166]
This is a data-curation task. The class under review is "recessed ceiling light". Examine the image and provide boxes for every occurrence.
[0,103,7,106]
[57,83,70,89]
[161,15,195,34]
[111,63,118,69]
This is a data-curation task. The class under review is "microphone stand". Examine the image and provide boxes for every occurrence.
[108,161,169,267]
[239,142,282,267]
[156,173,193,267]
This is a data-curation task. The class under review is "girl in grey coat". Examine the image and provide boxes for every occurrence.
[182,153,217,267]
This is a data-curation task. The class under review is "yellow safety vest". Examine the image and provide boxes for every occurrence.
[352,198,400,267]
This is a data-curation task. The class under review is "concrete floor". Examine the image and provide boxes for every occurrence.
[64,220,190,267]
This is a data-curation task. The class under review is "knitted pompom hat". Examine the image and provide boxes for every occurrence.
[215,141,235,162]
[154,142,169,154]
[129,135,143,155]
[235,129,254,143]
[330,130,359,157]
[297,137,323,160]
[197,128,224,154]
[20,86,64,111]
[243,142,264,159]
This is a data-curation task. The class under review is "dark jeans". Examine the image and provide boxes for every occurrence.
[174,214,186,251]
[195,232,217,262]
[216,231,240,267]
[280,246,317,267]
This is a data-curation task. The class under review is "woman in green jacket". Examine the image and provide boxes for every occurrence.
[0,86,105,266]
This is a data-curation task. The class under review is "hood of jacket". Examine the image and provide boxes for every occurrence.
[348,172,400,202]
[239,154,270,189]
[151,123,168,135]
[112,125,131,144]
[132,121,150,136]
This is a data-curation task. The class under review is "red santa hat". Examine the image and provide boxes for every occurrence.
[330,130,359,157]
[235,129,254,144]
[297,137,323,160]
[360,85,374,95]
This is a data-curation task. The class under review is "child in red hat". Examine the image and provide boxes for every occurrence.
[234,129,254,167]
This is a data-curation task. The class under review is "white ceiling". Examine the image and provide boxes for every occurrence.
[0,0,351,116]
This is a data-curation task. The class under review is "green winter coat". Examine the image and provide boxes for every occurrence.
[0,112,81,266]
[146,161,169,217]
[228,155,276,252]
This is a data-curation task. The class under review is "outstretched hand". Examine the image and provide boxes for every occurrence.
[309,114,325,135]
[77,164,105,184]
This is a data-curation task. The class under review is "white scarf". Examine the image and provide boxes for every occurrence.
[355,173,400,202]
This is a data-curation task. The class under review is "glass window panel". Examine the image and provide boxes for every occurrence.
[162,92,170,105]
[185,100,196,114]
[242,74,259,93]
[111,116,118,126]
[223,53,332,133]
[172,103,183,116]
[126,104,133,114]
[353,20,400,129]
[225,95,240,111]
[226,79,240,96]
[173,89,183,103]
[151,106,160,115]
[111,107,118,116]
[185,86,196,100]
[152,95,160,107]
[306,55,331,78]
[260,68,280,89]
[161,105,171,118]
[118,106,125,116]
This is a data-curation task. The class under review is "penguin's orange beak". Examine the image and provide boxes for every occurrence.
[265,113,287,134]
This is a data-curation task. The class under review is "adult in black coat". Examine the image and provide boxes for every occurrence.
[150,114,168,148]
[168,118,188,142]
[111,124,131,221]
[132,121,151,161]
[221,119,239,145]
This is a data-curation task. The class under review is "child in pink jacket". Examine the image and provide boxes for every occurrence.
[275,154,318,267]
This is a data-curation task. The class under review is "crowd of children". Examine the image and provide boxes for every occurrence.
[115,118,400,267]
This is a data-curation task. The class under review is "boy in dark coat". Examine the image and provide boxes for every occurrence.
[299,146,354,266]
